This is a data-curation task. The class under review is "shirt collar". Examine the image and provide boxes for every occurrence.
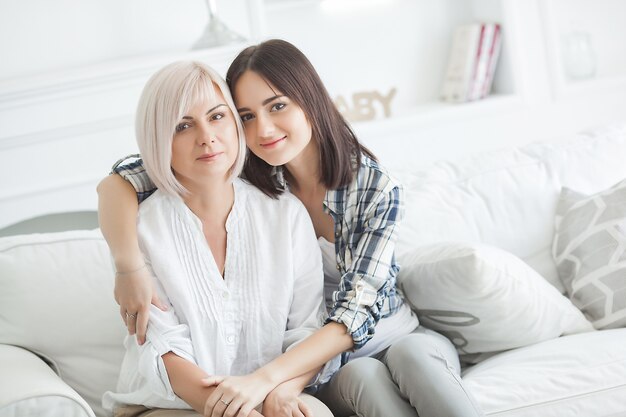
[324,186,348,216]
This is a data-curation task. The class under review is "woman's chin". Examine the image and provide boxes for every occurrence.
[254,152,290,167]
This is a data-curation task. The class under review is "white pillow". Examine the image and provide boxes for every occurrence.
[397,243,592,360]
[553,179,626,329]
[0,230,126,417]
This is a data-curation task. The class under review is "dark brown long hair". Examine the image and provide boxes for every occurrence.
[226,39,376,198]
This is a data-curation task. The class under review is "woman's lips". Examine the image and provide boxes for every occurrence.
[196,152,223,161]
[260,136,286,148]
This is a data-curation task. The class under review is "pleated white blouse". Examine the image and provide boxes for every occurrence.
[103,178,337,411]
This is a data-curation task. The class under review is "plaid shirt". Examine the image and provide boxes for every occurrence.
[318,156,405,350]
[111,154,406,350]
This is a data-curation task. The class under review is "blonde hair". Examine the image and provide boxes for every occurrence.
[135,61,246,196]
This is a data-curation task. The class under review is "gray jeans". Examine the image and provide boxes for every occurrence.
[316,326,484,417]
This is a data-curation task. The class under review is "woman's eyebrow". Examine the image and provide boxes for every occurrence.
[236,95,285,113]
[182,104,227,119]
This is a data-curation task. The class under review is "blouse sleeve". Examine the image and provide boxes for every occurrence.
[282,202,341,386]
[110,154,157,203]
[134,264,196,404]
[326,182,405,350]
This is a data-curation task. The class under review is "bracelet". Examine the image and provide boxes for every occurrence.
[115,264,147,276]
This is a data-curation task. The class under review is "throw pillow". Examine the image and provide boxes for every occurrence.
[397,243,592,361]
[553,179,626,329]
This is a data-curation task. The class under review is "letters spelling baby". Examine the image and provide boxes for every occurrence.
[335,87,397,122]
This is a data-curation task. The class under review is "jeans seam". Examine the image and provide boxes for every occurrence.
[434,347,485,417]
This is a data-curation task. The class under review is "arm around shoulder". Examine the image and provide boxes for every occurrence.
[97,174,164,343]
[97,174,142,272]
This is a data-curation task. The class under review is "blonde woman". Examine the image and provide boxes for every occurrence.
[101,61,336,417]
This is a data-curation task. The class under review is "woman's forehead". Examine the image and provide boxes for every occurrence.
[185,82,226,109]
[234,71,281,103]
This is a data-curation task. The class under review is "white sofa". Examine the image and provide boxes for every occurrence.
[1,124,626,417]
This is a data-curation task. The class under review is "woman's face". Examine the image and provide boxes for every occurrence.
[234,70,313,167]
[170,84,239,188]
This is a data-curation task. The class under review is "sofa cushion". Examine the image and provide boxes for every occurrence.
[393,123,626,292]
[397,243,592,360]
[0,230,126,417]
[553,179,626,329]
[463,328,626,417]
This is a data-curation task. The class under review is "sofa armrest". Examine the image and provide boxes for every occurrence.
[0,344,95,417]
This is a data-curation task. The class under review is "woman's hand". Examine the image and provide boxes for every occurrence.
[262,385,312,417]
[114,265,167,345]
[202,370,277,417]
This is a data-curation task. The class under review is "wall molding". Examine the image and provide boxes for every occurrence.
[0,176,102,203]
[0,177,103,229]
[0,115,133,151]
[0,44,245,111]
[0,44,246,150]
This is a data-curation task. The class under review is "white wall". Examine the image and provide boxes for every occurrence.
[1,0,625,228]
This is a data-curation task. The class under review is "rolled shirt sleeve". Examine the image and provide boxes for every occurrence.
[110,155,157,203]
[104,270,197,410]
[138,305,196,402]
[326,179,405,351]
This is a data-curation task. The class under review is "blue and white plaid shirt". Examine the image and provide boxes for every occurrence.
[112,154,406,350]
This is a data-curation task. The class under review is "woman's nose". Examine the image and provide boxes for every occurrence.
[196,122,215,146]
[256,113,275,138]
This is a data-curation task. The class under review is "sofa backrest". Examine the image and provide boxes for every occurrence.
[393,124,626,290]
[0,230,125,417]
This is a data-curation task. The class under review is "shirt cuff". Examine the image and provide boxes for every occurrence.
[134,328,196,402]
[327,278,383,350]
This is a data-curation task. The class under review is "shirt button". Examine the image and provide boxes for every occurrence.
[221,291,230,300]
[336,265,341,271]
[226,335,235,344]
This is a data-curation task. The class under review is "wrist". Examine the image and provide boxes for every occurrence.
[115,263,147,276]
[113,253,144,273]
[255,366,281,387]
[271,380,301,397]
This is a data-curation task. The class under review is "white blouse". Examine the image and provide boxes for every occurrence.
[103,179,338,411]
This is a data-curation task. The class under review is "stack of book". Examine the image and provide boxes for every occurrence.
[441,23,502,103]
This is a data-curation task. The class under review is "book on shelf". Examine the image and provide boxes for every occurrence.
[441,22,502,103]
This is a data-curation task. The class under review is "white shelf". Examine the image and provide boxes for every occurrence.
[555,74,626,101]
[352,94,523,135]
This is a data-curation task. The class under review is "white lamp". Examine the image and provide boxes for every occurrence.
[192,0,245,49]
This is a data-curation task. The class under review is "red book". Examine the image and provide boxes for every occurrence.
[481,24,502,99]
